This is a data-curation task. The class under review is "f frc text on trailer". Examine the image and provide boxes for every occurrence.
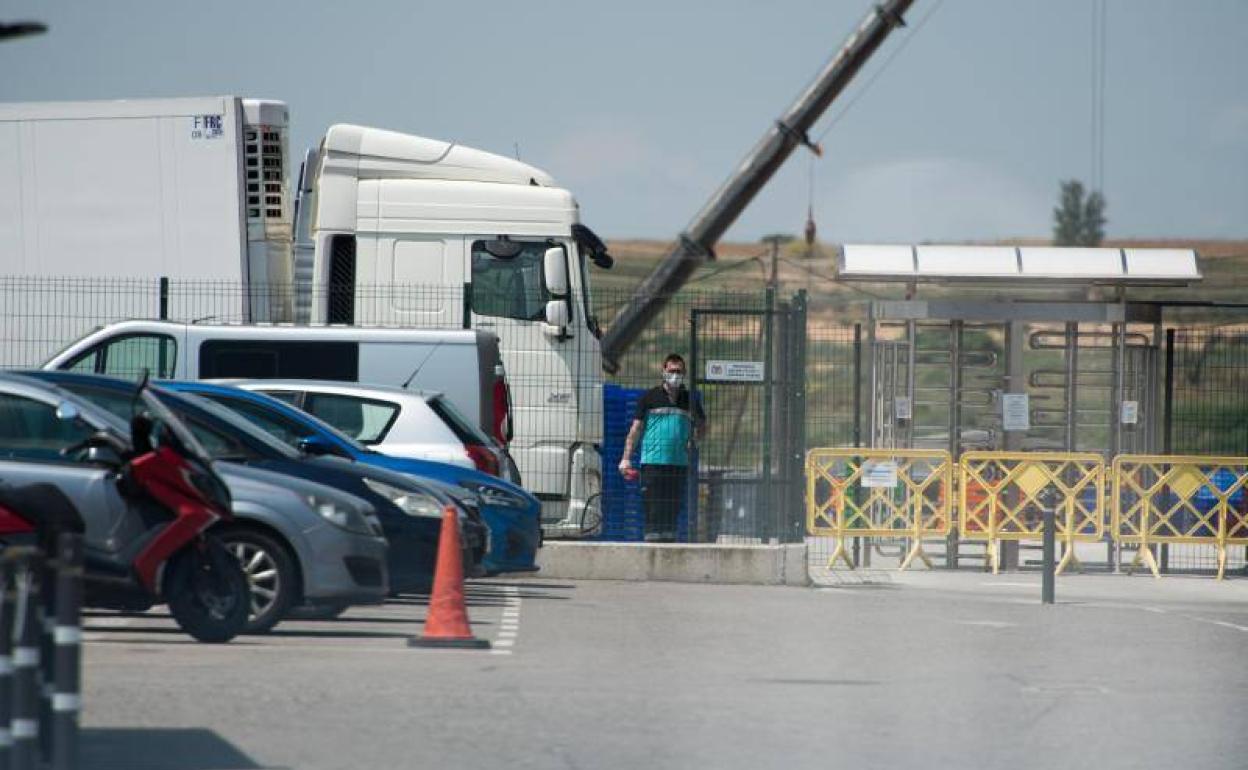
[0,95,615,537]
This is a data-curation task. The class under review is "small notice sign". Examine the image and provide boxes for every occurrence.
[1002,393,1030,431]
[861,460,899,488]
[894,396,913,420]
[705,360,765,382]
[1121,400,1139,425]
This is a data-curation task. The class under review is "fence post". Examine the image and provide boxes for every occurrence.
[762,286,776,541]
[158,276,170,321]
[51,533,82,770]
[793,291,808,543]
[1042,504,1056,604]
[688,309,700,542]
[852,324,862,566]
[461,282,472,329]
[1160,328,1175,573]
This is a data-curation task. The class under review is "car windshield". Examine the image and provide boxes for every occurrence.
[159,390,301,460]
[208,388,373,455]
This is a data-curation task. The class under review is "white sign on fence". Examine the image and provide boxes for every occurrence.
[894,396,913,420]
[1121,400,1139,425]
[1002,393,1030,431]
[861,459,899,488]
[705,360,765,382]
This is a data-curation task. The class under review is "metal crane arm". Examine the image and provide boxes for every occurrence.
[600,0,916,372]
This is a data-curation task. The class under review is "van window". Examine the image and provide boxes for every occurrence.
[471,240,553,321]
[199,341,358,380]
[62,334,177,380]
[303,393,399,445]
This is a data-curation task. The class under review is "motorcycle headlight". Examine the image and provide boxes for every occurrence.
[307,494,374,536]
[363,478,445,519]
[459,481,529,510]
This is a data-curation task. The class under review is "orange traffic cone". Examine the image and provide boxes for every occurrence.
[408,505,491,649]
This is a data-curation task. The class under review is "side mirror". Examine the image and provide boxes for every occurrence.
[543,300,570,335]
[543,247,569,297]
[298,435,349,459]
[86,444,124,469]
[55,402,80,422]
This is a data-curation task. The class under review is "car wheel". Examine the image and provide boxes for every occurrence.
[219,528,298,635]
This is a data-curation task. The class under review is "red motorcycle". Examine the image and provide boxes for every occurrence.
[0,382,250,643]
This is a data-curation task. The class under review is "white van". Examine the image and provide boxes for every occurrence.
[40,320,510,447]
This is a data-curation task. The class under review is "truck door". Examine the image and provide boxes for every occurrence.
[467,237,578,501]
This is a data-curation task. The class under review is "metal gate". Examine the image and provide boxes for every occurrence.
[689,289,808,544]
[869,317,1163,458]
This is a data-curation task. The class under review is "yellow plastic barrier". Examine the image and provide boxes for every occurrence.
[959,452,1105,575]
[806,448,952,571]
[1112,455,1248,580]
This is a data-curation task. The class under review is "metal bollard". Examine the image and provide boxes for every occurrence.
[39,550,56,764]
[50,533,82,770]
[0,559,13,770]
[1041,506,1056,605]
[10,557,40,770]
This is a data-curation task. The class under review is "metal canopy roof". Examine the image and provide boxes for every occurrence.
[836,245,1202,284]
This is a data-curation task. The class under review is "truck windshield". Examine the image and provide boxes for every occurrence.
[470,240,551,321]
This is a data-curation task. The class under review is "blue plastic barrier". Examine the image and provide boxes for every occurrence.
[600,384,693,541]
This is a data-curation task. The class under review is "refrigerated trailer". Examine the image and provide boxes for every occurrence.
[0,96,293,319]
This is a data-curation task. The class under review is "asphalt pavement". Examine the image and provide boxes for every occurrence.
[79,571,1248,770]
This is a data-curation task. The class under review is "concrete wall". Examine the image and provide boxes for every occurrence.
[535,542,809,586]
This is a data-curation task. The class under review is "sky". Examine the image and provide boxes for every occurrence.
[2,0,1245,244]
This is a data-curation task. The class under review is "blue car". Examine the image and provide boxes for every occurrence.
[160,381,541,576]
[21,371,489,593]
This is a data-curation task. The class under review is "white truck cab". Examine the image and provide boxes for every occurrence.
[296,125,609,536]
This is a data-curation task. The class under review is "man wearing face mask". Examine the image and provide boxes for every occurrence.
[619,353,706,542]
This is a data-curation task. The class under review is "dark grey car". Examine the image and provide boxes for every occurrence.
[0,374,389,633]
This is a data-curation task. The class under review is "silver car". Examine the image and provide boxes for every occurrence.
[0,374,389,633]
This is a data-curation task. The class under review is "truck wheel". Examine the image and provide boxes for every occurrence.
[220,528,298,635]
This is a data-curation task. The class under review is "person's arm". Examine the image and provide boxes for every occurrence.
[619,418,644,472]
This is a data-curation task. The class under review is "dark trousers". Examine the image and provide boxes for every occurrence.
[640,464,686,538]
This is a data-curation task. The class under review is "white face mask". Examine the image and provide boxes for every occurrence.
[663,372,685,388]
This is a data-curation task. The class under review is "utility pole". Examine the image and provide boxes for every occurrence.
[761,234,792,291]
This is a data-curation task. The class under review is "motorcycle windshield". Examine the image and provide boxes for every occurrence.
[137,387,214,466]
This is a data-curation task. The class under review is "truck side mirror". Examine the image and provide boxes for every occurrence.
[543,300,570,333]
[543,247,569,297]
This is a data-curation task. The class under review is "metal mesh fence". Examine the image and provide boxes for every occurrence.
[5,276,1247,571]
[1163,327,1248,573]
